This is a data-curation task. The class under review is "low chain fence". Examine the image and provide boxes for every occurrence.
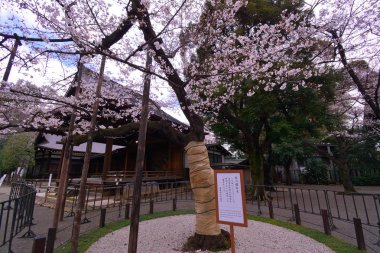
[28,180,380,253]
[245,185,380,228]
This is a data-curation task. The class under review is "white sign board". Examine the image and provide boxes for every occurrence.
[214,170,247,227]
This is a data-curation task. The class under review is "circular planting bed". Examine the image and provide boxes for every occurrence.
[86,214,334,253]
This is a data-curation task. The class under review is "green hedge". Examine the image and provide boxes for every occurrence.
[352,173,380,186]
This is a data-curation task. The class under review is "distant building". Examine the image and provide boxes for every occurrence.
[29,67,231,184]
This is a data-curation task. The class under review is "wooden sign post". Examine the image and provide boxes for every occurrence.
[214,170,248,253]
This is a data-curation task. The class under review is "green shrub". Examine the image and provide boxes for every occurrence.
[352,173,380,186]
[303,158,328,185]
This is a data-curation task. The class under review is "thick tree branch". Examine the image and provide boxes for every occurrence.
[100,17,134,49]
[0,32,73,42]
[375,68,380,110]
[329,30,380,119]
[131,0,204,140]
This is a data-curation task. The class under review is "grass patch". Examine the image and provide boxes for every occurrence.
[56,210,362,253]
[251,215,364,253]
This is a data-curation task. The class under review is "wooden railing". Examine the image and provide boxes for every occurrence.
[103,170,182,182]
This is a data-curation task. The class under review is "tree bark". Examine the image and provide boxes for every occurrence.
[330,30,380,120]
[264,143,274,191]
[284,159,293,186]
[2,39,21,84]
[335,158,356,193]
[333,141,356,193]
[249,146,266,200]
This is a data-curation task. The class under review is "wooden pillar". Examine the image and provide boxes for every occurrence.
[102,138,113,179]
[56,149,65,181]
[60,145,74,221]
[46,152,52,176]
[128,53,152,253]
[52,62,83,233]
[71,55,107,253]
[168,142,172,172]
[123,149,128,179]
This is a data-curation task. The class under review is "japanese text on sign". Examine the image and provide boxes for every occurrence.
[215,171,247,226]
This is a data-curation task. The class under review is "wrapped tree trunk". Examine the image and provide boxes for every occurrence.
[183,141,230,251]
[185,141,220,235]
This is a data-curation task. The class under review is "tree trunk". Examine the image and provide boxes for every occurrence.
[185,141,220,235]
[249,146,266,200]
[333,143,356,193]
[284,159,293,186]
[264,144,274,191]
[336,160,356,193]
[184,141,230,251]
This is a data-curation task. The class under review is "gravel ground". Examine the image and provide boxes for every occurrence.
[86,214,334,253]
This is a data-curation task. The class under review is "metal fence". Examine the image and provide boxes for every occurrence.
[29,180,380,252]
[59,181,192,221]
[37,181,380,228]
[257,185,380,228]
[0,181,36,253]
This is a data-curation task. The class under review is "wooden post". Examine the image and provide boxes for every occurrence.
[125,203,130,219]
[321,209,331,235]
[123,150,129,180]
[230,225,235,253]
[173,197,176,211]
[32,236,46,253]
[353,218,366,250]
[44,188,49,203]
[71,56,106,253]
[149,200,154,214]
[60,145,73,221]
[294,204,301,225]
[45,228,57,253]
[128,54,152,253]
[268,200,274,219]
[53,63,83,230]
[102,138,113,180]
[56,150,65,181]
[99,209,106,228]
[2,39,21,83]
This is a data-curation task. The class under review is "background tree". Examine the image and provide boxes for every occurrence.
[314,67,371,193]
[303,158,329,185]
[196,0,335,196]
[0,132,35,173]
[348,134,380,176]
[312,0,380,122]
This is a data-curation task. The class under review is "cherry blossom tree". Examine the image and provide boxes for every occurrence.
[316,64,379,193]
[2,0,373,251]
[311,0,380,121]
